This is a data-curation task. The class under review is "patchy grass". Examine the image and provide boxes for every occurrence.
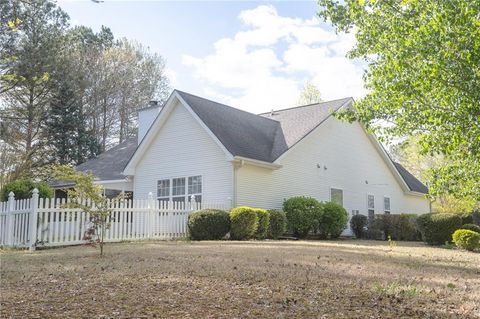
[1,240,479,318]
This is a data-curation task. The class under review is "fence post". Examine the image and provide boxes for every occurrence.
[29,188,39,251]
[6,191,15,247]
[148,192,154,238]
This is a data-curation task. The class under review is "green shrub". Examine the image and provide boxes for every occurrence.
[452,229,480,251]
[460,224,480,233]
[417,213,462,245]
[1,179,53,201]
[350,214,368,238]
[187,209,230,240]
[283,196,323,238]
[267,209,287,239]
[319,202,348,238]
[372,214,421,241]
[254,208,269,239]
[457,212,473,225]
[230,206,258,240]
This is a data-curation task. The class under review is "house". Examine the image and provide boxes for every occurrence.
[58,90,430,219]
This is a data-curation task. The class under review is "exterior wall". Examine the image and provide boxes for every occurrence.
[133,101,233,204]
[138,106,161,144]
[236,117,430,217]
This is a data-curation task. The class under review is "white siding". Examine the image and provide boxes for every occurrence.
[133,101,233,204]
[96,181,133,192]
[138,107,161,144]
[236,117,430,216]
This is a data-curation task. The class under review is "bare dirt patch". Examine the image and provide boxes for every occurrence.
[1,240,479,318]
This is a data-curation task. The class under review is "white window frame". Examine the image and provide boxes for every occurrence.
[156,175,203,203]
[384,196,391,214]
[367,193,375,218]
[330,187,344,207]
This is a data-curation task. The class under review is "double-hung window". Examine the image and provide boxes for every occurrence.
[367,194,375,219]
[157,179,170,202]
[330,188,343,206]
[384,197,391,214]
[157,176,202,203]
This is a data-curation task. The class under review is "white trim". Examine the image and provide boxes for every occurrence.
[156,174,203,203]
[231,156,282,170]
[123,91,234,175]
[383,195,391,214]
[93,179,130,185]
[367,193,375,211]
[329,187,344,206]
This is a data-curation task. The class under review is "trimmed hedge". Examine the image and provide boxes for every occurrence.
[417,213,462,245]
[267,209,287,239]
[283,196,323,238]
[1,179,53,201]
[188,209,230,240]
[230,206,258,240]
[458,212,474,225]
[254,208,270,239]
[372,214,421,241]
[460,224,480,233]
[350,214,368,239]
[319,202,348,239]
[452,229,480,251]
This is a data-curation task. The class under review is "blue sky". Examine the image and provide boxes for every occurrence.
[58,0,365,113]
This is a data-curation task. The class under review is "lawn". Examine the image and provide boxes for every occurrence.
[1,240,479,318]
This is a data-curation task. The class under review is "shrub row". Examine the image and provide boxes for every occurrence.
[416,213,462,245]
[452,229,480,251]
[188,207,287,241]
[283,196,348,239]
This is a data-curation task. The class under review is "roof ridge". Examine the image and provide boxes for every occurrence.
[175,89,281,124]
[258,97,353,115]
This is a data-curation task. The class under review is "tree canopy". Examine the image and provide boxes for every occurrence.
[297,81,322,105]
[318,0,480,201]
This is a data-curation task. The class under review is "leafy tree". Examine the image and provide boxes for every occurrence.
[391,136,478,213]
[0,0,69,178]
[51,165,123,256]
[0,178,53,201]
[318,0,480,201]
[297,81,322,105]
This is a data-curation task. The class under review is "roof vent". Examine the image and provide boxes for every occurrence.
[270,109,278,116]
[149,100,158,106]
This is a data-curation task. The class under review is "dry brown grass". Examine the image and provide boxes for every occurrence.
[1,240,479,318]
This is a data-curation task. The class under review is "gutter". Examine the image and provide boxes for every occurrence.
[230,156,282,170]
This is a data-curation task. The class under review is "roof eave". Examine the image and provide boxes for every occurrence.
[231,156,282,170]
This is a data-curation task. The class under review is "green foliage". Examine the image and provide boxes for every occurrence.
[267,209,287,239]
[297,81,322,105]
[457,212,474,225]
[1,179,53,201]
[187,209,230,240]
[350,214,367,239]
[51,165,121,256]
[230,207,258,240]
[318,0,480,201]
[372,214,421,241]
[460,224,480,233]
[254,208,269,240]
[318,202,348,239]
[452,229,480,251]
[417,213,462,245]
[283,196,323,238]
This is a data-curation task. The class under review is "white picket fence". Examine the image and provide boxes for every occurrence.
[0,189,230,250]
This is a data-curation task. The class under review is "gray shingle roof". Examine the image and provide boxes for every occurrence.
[393,162,429,194]
[76,137,138,181]
[64,91,427,195]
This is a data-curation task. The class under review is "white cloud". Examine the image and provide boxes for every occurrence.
[182,5,365,113]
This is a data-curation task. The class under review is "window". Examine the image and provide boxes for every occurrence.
[157,179,170,202]
[384,197,391,214]
[367,194,375,219]
[188,176,202,203]
[330,188,343,206]
[157,176,202,203]
[172,177,186,202]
